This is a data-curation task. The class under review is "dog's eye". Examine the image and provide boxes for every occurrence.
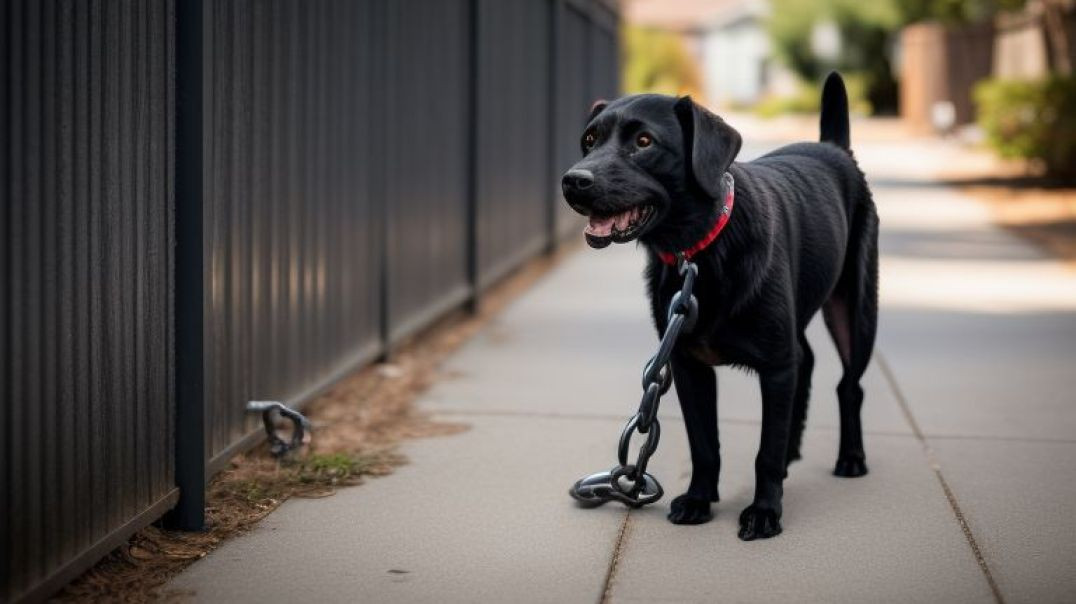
[636,133,653,148]
[582,131,597,149]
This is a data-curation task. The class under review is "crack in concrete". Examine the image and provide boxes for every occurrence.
[926,433,1076,445]
[877,352,1006,604]
[599,510,632,604]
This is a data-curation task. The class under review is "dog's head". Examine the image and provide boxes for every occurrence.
[561,95,741,250]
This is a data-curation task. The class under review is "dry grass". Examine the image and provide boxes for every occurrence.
[56,243,576,602]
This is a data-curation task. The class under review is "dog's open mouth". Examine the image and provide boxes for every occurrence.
[584,205,655,248]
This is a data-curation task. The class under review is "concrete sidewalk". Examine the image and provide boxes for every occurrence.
[169,136,1076,603]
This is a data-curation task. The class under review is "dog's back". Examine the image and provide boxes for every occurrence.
[741,70,869,225]
[728,73,876,328]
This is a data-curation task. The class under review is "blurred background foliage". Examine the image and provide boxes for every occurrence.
[975,76,1076,177]
[621,24,705,98]
[768,0,899,114]
[896,0,1029,24]
[766,0,1028,115]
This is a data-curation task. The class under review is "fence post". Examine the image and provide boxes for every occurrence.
[168,0,206,531]
[465,0,480,312]
[373,0,392,358]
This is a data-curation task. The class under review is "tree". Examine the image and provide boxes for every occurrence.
[768,0,902,113]
[1039,0,1073,75]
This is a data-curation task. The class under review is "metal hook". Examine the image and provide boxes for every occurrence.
[246,401,311,457]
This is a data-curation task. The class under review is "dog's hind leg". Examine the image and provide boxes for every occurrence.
[786,332,813,467]
[667,353,719,525]
[823,202,879,478]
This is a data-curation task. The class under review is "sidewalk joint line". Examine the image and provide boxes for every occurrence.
[433,409,948,439]
[432,408,768,429]
[877,352,1005,604]
[925,433,1076,445]
[600,511,632,604]
[431,409,687,423]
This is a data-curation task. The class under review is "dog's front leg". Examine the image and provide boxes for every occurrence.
[739,364,797,540]
[667,352,719,525]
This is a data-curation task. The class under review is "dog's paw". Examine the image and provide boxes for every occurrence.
[833,455,869,477]
[737,505,782,541]
[667,494,713,525]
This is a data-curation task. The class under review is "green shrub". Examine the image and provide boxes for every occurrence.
[974,76,1076,179]
[753,75,872,118]
[767,0,902,114]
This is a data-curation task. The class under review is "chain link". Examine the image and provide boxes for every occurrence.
[569,255,699,508]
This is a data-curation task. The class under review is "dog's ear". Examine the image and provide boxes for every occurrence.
[587,99,608,123]
[674,96,741,198]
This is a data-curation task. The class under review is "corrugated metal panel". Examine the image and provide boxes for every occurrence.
[202,0,381,462]
[383,0,472,342]
[474,0,552,288]
[1,1,176,601]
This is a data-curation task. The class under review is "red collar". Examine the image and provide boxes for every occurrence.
[656,174,735,266]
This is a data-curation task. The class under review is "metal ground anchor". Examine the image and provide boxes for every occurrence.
[247,401,311,457]
[569,468,664,508]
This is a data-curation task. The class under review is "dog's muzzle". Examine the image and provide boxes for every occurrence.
[582,205,656,248]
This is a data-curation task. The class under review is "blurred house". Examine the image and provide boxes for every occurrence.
[625,0,797,106]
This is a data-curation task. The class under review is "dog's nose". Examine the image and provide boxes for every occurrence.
[562,169,594,194]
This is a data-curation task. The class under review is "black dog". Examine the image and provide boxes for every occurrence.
[562,73,878,540]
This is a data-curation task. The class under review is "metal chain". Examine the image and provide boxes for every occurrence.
[569,255,699,508]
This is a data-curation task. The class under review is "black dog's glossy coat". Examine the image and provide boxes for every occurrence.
[562,73,879,540]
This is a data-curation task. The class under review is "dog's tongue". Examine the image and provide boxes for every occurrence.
[585,215,615,237]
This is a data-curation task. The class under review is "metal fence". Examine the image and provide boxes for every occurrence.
[1,1,178,601]
[1,0,619,601]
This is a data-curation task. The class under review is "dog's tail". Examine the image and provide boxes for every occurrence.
[819,72,850,152]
